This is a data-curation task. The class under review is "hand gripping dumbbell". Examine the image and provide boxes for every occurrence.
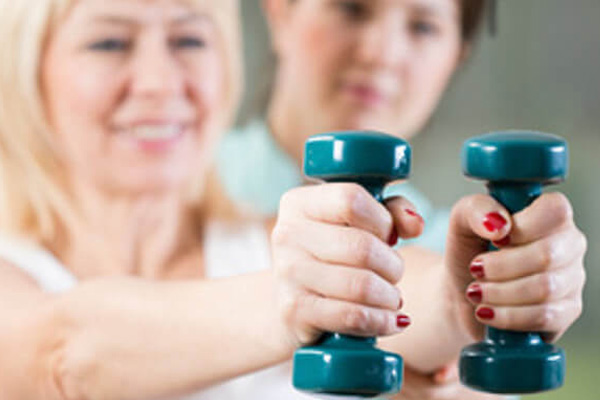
[459,131,568,394]
[292,131,411,397]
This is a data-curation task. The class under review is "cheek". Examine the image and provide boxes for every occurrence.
[43,52,121,161]
[291,18,348,94]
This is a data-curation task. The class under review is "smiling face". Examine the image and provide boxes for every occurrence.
[42,0,229,195]
[269,0,463,140]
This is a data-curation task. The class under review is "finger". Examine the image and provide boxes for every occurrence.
[385,196,425,240]
[295,293,410,337]
[473,298,583,334]
[433,361,459,385]
[279,183,393,242]
[466,264,585,307]
[284,257,402,311]
[445,194,512,285]
[273,219,404,284]
[507,192,575,246]
[468,227,587,282]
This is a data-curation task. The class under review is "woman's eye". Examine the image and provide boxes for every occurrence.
[411,21,438,37]
[171,37,206,49]
[88,39,131,52]
[334,0,368,20]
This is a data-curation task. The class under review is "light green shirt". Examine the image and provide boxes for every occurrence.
[217,120,450,253]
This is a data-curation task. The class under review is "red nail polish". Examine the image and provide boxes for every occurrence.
[470,260,485,279]
[476,307,495,320]
[483,212,507,232]
[396,314,411,328]
[405,208,424,223]
[466,284,483,304]
[388,228,398,246]
[492,235,511,247]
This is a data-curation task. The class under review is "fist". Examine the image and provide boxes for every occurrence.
[272,183,424,347]
[445,192,587,341]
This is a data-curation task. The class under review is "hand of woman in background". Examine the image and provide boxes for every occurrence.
[271,183,424,347]
[390,361,505,400]
[445,192,587,342]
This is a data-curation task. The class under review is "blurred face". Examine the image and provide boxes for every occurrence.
[42,0,226,195]
[271,0,463,139]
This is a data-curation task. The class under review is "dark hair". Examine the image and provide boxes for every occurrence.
[461,0,489,43]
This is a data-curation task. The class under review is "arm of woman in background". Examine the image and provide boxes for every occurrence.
[0,263,292,400]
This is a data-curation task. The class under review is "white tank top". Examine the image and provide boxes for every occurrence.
[0,222,315,400]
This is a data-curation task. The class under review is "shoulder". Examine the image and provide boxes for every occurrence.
[0,233,76,292]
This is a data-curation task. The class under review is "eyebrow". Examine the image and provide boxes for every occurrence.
[90,13,208,27]
[410,1,458,20]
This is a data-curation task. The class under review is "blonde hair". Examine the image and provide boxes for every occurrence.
[0,0,243,242]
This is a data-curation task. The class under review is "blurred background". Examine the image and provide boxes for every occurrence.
[237,0,599,398]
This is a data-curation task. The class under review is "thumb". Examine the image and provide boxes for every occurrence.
[445,194,512,288]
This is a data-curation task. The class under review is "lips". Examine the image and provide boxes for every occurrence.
[341,82,389,107]
[112,121,194,152]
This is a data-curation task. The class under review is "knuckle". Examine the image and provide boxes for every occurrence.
[353,234,377,266]
[350,272,378,304]
[578,229,588,254]
[547,193,573,226]
[271,222,294,247]
[281,292,312,326]
[537,273,558,301]
[574,298,584,320]
[278,188,300,215]
[339,184,368,224]
[538,239,558,270]
[345,306,370,332]
[374,312,395,336]
[389,256,404,284]
[534,305,556,330]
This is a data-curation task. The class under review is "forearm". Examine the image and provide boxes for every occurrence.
[49,270,291,400]
[379,246,473,374]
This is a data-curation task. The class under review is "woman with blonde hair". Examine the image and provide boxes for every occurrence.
[0,0,315,398]
[0,1,587,400]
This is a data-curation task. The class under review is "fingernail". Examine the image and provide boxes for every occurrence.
[388,228,398,246]
[492,235,511,247]
[483,212,507,232]
[405,208,424,223]
[476,307,495,320]
[470,260,485,279]
[466,284,483,304]
[396,314,411,328]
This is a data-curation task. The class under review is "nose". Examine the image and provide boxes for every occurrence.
[355,14,408,70]
[129,32,185,99]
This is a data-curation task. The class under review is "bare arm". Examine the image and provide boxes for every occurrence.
[379,246,471,374]
[0,262,293,400]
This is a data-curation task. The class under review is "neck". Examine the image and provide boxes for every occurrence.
[52,181,203,280]
[267,75,311,168]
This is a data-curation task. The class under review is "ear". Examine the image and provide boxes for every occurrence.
[261,0,293,55]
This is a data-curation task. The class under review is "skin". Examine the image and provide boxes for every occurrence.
[263,0,588,398]
[0,1,293,399]
[0,0,586,399]
[266,0,464,162]
[41,0,224,279]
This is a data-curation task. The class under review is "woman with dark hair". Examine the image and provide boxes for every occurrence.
[218,0,488,252]
[216,1,586,399]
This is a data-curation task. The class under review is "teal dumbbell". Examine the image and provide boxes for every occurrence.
[459,131,568,394]
[293,131,410,397]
